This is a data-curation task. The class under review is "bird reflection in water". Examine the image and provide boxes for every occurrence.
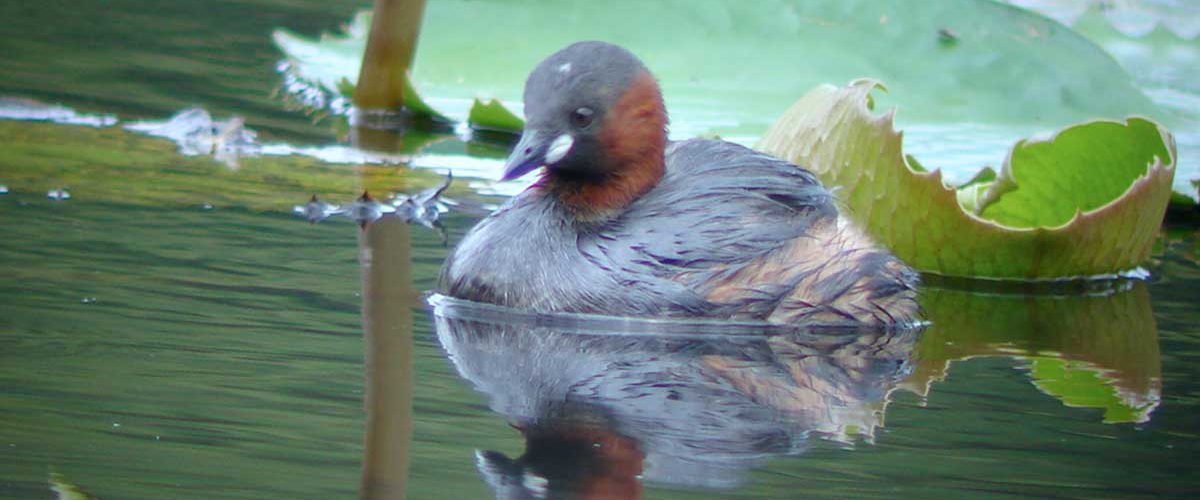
[432,296,922,499]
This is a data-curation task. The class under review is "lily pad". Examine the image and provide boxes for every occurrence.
[272,0,1164,138]
[975,117,1174,228]
[1003,0,1200,39]
[756,79,1176,279]
[467,98,523,134]
[272,14,445,122]
[398,74,447,121]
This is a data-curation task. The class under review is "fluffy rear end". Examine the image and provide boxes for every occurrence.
[764,218,919,326]
[693,215,919,326]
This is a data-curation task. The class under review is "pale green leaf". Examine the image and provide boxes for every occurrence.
[273,0,1165,136]
[272,17,446,122]
[756,79,1176,279]
[467,98,523,134]
[978,118,1174,228]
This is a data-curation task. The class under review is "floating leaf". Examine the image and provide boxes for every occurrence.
[274,0,1198,193]
[1166,189,1200,226]
[272,17,446,122]
[272,15,371,99]
[975,118,1173,228]
[398,73,447,122]
[757,79,1176,279]
[467,98,523,135]
[954,167,998,214]
[1002,0,1200,39]
[272,0,1165,137]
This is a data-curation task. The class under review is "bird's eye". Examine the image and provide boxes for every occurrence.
[570,107,594,128]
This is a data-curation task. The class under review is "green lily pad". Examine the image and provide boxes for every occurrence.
[272,14,445,122]
[399,73,447,121]
[467,98,524,134]
[272,12,372,97]
[756,79,1176,279]
[1011,0,1200,41]
[975,117,1174,228]
[273,0,1164,138]
[955,166,999,214]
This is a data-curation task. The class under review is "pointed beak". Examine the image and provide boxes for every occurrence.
[500,130,548,181]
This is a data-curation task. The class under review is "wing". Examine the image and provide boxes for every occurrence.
[578,139,832,305]
[596,139,832,259]
[581,139,918,325]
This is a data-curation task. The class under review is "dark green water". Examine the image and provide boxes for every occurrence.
[2,1,1199,499]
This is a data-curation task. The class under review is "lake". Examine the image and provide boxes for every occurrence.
[1,1,1198,499]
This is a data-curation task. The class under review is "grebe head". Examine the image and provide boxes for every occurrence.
[502,41,668,213]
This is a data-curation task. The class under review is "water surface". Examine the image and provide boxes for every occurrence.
[2,1,1199,499]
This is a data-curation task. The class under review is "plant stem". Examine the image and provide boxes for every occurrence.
[354,0,428,110]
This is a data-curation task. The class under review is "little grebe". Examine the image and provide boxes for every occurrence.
[441,41,918,326]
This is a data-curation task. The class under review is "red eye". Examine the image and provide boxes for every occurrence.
[570,107,594,128]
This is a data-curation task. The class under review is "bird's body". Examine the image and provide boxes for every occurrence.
[441,42,918,326]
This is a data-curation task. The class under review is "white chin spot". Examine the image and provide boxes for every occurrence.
[545,134,574,165]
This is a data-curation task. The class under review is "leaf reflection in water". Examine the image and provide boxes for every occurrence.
[909,280,1161,424]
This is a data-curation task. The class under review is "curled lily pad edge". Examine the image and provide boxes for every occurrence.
[757,78,1178,280]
